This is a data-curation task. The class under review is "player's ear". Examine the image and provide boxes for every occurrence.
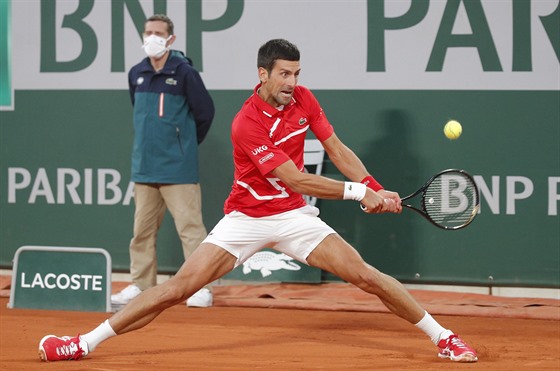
[258,67,268,83]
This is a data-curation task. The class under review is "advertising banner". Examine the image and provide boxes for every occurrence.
[1,0,558,286]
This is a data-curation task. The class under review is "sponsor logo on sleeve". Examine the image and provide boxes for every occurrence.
[259,152,274,164]
[251,145,268,155]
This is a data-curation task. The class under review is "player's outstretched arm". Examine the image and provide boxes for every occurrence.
[271,160,344,200]
[270,161,399,214]
[320,133,370,182]
[319,133,401,213]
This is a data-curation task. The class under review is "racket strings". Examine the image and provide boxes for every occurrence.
[423,174,478,228]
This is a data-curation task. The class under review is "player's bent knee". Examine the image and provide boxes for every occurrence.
[354,268,387,295]
[153,282,190,307]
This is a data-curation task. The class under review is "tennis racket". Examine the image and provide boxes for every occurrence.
[362,169,480,230]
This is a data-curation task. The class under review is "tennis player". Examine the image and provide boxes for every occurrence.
[38,39,477,363]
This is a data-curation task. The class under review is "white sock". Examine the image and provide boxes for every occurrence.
[414,311,453,345]
[80,319,117,352]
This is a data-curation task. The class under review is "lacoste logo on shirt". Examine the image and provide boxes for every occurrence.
[299,117,307,125]
[165,78,177,85]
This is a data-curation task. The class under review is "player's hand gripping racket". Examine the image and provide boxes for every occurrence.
[362,169,480,230]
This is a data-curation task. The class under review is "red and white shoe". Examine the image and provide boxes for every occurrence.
[38,334,88,361]
[437,334,478,362]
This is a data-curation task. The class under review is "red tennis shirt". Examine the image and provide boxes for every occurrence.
[223,84,334,217]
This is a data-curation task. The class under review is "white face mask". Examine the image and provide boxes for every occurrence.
[142,34,171,59]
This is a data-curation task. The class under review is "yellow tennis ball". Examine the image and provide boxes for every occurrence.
[444,120,462,140]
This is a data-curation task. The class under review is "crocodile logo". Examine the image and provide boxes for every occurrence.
[242,251,301,277]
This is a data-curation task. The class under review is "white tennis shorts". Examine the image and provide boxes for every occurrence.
[203,205,336,268]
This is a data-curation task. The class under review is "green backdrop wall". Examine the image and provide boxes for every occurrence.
[1,89,558,287]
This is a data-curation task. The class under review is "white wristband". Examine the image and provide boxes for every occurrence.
[343,182,367,201]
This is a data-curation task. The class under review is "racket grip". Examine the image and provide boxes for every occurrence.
[360,199,393,212]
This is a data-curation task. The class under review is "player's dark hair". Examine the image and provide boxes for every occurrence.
[257,39,300,72]
[146,14,174,35]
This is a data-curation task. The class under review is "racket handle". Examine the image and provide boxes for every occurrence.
[360,199,393,212]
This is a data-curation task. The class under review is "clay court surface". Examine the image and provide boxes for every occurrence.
[1,281,559,370]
